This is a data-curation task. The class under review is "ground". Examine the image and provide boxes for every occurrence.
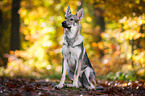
[0,77,145,96]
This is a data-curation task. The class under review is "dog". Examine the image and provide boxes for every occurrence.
[56,6,96,89]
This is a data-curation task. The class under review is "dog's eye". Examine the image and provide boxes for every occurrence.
[70,18,73,21]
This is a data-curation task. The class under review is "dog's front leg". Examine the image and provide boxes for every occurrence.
[56,58,67,88]
[72,60,82,88]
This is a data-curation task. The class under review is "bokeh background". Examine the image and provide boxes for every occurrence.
[0,0,145,81]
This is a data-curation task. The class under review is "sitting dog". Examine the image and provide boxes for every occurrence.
[56,6,96,89]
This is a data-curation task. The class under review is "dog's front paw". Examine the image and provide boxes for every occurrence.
[56,83,64,88]
[73,84,79,88]
[73,82,79,88]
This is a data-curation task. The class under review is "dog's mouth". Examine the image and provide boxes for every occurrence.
[62,21,71,28]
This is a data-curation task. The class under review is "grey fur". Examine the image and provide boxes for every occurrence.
[56,6,96,89]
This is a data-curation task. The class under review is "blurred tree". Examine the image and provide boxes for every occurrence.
[94,2,105,32]
[0,0,3,39]
[0,0,4,66]
[10,0,21,50]
[0,0,11,66]
[93,2,105,57]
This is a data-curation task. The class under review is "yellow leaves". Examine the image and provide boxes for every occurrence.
[118,14,145,41]
[128,4,133,8]
[135,0,140,4]
[17,0,63,77]
[82,23,89,28]
[19,8,27,18]
[91,42,97,47]
[56,16,63,21]
[122,64,132,73]
[76,1,81,6]
[91,42,104,49]
[38,7,45,15]
[122,19,138,30]
[133,51,145,64]
[55,4,61,11]
[123,30,141,40]
[46,65,52,70]
[120,15,145,28]
[41,27,55,34]
[104,14,145,76]
[24,18,29,25]
[29,7,48,19]
[141,33,145,38]
[56,66,62,72]
[134,33,142,39]
[98,42,104,49]
[137,69,145,76]
[42,41,52,47]
[138,6,142,10]
[36,61,49,69]
[44,0,54,6]
[119,16,127,23]
[86,17,92,22]
[138,20,143,25]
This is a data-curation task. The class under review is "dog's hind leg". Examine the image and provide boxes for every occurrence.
[56,58,67,88]
[67,68,83,87]
[82,67,96,89]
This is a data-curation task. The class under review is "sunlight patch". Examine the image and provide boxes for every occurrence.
[46,65,52,70]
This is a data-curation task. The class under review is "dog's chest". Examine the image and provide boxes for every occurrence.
[62,45,81,66]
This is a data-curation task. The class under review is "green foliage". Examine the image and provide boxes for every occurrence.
[107,71,137,81]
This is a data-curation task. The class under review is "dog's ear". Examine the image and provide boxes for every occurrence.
[76,8,83,20]
[65,6,71,16]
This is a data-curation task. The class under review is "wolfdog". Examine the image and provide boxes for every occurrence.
[56,6,96,89]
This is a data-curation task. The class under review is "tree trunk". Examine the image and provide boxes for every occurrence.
[0,0,3,34]
[93,4,105,57]
[10,0,21,50]
[98,16,105,32]
[94,7,105,32]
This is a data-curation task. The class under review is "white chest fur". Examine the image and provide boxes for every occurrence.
[62,45,82,67]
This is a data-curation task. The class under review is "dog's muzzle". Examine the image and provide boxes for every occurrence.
[62,21,71,28]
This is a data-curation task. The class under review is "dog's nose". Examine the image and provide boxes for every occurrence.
[62,21,66,25]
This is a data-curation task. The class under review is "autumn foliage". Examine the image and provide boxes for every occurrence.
[0,0,145,81]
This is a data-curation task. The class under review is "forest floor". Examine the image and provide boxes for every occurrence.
[0,77,145,96]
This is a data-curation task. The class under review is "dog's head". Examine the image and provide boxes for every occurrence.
[62,6,83,29]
